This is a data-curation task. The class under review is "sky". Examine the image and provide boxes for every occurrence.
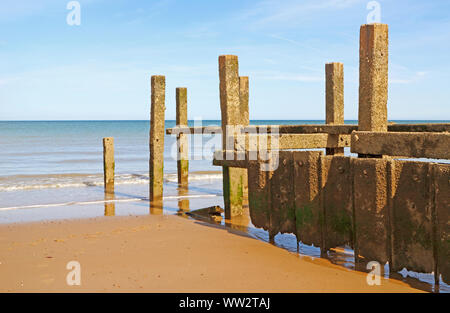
[0,0,449,120]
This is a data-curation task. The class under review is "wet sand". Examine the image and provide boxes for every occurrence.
[0,213,423,293]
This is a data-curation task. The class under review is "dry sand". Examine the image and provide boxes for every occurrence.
[0,213,423,292]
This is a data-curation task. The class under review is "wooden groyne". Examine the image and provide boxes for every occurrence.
[158,23,448,285]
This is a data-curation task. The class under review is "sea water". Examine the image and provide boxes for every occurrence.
[1,119,448,209]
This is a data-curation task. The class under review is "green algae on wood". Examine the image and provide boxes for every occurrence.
[390,160,435,273]
[322,156,353,250]
[218,55,245,218]
[293,151,323,247]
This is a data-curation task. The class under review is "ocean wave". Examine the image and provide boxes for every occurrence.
[0,171,223,192]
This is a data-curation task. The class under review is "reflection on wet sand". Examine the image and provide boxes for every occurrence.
[224,198,250,232]
[177,187,190,216]
[149,198,163,215]
[104,189,115,216]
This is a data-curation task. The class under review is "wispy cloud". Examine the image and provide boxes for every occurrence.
[182,25,219,39]
[390,71,427,84]
[0,77,21,86]
[121,0,173,25]
[252,70,322,82]
[240,0,364,28]
[269,34,326,55]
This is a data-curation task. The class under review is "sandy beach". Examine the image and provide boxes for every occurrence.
[0,212,423,293]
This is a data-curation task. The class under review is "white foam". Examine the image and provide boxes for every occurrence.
[0,172,223,192]
[0,194,219,211]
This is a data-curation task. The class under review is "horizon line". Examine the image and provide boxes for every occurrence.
[0,119,449,122]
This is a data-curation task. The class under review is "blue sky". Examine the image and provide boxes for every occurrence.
[0,0,449,120]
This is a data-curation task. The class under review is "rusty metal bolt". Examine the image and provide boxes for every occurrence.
[363,169,368,176]
[338,166,345,173]
[282,159,287,165]
[297,161,303,167]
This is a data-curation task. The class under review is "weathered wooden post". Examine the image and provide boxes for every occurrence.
[103,137,115,193]
[358,23,388,134]
[176,87,189,188]
[239,77,249,127]
[353,23,390,267]
[150,75,166,201]
[218,55,244,219]
[239,76,249,198]
[325,62,345,155]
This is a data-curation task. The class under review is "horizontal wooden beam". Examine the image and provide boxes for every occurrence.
[245,124,356,134]
[166,123,450,135]
[212,150,249,168]
[166,126,221,135]
[232,133,350,150]
[351,131,450,159]
[166,125,355,135]
[274,133,350,149]
[388,123,450,133]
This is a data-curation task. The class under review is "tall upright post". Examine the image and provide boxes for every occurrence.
[239,76,250,198]
[150,75,166,201]
[219,55,244,219]
[176,87,189,188]
[103,137,115,193]
[353,23,390,269]
[358,23,389,133]
[325,62,345,155]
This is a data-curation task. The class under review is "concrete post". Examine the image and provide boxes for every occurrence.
[102,137,114,193]
[218,55,244,219]
[150,75,166,201]
[176,87,189,188]
[325,62,345,155]
[358,23,388,132]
